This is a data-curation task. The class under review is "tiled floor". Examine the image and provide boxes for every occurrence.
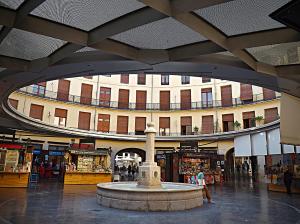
[0,180,299,224]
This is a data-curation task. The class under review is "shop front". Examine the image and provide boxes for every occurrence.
[64,144,112,185]
[0,143,32,187]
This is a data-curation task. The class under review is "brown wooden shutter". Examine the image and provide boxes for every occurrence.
[57,80,70,101]
[201,88,212,93]
[135,117,146,132]
[137,73,146,85]
[240,84,253,100]
[181,116,192,126]
[99,87,111,107]
[221,85,232,106]
[98,114,110,132]
[180,89,191,110]
[117,116,128,134]
[55,108,67,118]
[29,104,44,120]
[201,115,214,134]
[120,74,129,84]
[263,88,276,100]
[80,83,93,105]
[264,107,278,124]
[222,114,234,122]
[159,117,170,129]
[242,111,255,119]
[118,89,129,109]
[160,91,170,110]
[78,112,91,130]
[136,90,147,110]
[8,98,18,110]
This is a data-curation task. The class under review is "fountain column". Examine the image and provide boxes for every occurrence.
[137,122,161,188]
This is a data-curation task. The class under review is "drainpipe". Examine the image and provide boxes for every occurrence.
[94,75,100,131]
[214,78,219,133]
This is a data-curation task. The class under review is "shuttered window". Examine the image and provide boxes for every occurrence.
[181,116,192,135]
[98,114,110,132]
[120,74,129,84]
[136,90,147,110]
[54,108,67,127]
[118,89,129,109]
[55,108,67,118]
[264,107,278,124]
[221,85,232,107]
[263,88,276,100]
[201,115,214,134]
[180,89,191,110]
[243,111,255,128]
[159,117,170,136]
[240,84,253,101]
[202,77,211,83]
[201,88,213,108]
[29,104,44,120]
[8,98,18,110]
[80,83,93,105]
[99,87,111,107]
[160,91,170,110]
[161,74,169,85]
[135,117,146,134]
[137,73,146,85]
[117,116,128,134]
[57,80,70,101]
[222,114,234,132]
[78,112,91,130]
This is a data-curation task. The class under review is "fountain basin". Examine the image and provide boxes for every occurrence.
[97,182,203,211]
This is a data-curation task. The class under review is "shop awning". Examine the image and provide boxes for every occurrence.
[234,135,252,157]
[0,144,23,149]
[251,132,267,156]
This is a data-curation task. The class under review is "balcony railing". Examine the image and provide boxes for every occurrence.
[17,85,280,111]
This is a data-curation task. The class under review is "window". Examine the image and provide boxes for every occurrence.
[135,117,146,135]
[202,77,211,83]
[29,104,44,120]
[32,82,46,96]
[159,117,170,136]
[54,108,67,127]
[201,88,213,108]
[83,76,93,79]
[181,76,190,84]
[161,74,169,85]
[181,116,192,135]
[120,74,129,84]
[99,87,111,107]
[240,83,253,103]
[264,108,278,124]
[222,114,234,132]
[78,112,91,130]
[242,111,255,129]
[137,73,146,85]
[8,98,18,110]
[98,114,110,132]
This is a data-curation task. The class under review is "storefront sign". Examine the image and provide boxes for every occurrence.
[70,149,108,156]
[33,150,41,155]
[49,151,64,156]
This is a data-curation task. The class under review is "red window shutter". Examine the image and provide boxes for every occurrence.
[98,114,110,132]
[181,116,192,126]
[78,112,91,130]
[180,89,191,110]
[242,111,255,119]
[264,107,278,124]
[118,89,129,109]
[159,117,170,129]
[222,114,234,122]
[221,85,232,106]
[136,90,147,110]
[80,83,93,105]
[135,117,146,132]
[120,74,129,84]
[137,73,146,85]
[240,84,253,100]
[57,80,70,101]
[117,116,128,134]
[29,104,44,120]
[99,87,111,107]
[201,115,214,134]
[160,91,170,110]
[8,98,18,110]
[263,88,276,100]
[55,108,67,118]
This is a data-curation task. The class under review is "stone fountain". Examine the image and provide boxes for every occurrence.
[97,123,203,211]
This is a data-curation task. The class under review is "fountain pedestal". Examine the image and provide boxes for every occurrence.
[137,122,161,188]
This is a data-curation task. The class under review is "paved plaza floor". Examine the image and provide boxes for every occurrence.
[0,180,299,224]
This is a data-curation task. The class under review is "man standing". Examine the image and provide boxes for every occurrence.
[283,168,293,194]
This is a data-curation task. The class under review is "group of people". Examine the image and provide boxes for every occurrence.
[236,160,250,175]
[115,164,138,181]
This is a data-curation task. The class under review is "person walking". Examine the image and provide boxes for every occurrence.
[197,168,211,203]
[283,168,293,194]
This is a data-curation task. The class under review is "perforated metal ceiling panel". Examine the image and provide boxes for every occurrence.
[31,0,145,31]
[195,0,290,36]
[247,42,300,66]
[0,29,67,60]
[0,0,24,9]
[111,18,207,49]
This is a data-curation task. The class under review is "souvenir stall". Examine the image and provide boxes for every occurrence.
[64,144,112,185]
[0,143,32,187]
[265,153,300,193]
